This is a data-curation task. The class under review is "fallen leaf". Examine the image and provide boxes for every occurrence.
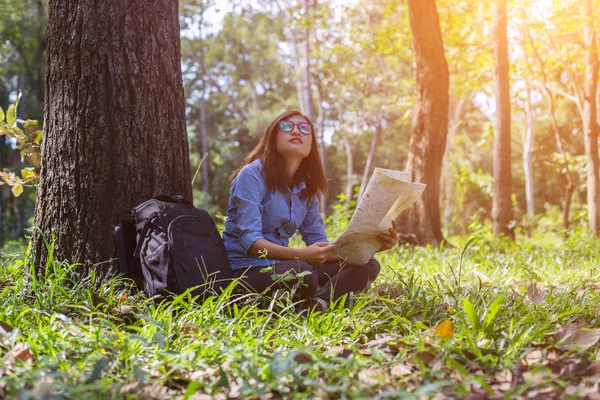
[293,352,313,364]
[413,350,437,367]
[358,368,389,384]
[390,363,412,377]
[372,283,405,298]
[495,369,513,383]
[365,335,398,348]
[434,320,454,339]
[325,346,353,358]
[552,320,600,350]
[523,349,543,365]
[8,343,33,363]
[526,282,547,304]
[0,321,13,332]
[179,322,201,334]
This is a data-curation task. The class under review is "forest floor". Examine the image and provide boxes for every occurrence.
[1,225,600,399]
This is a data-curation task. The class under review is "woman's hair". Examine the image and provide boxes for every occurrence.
[232,110,328,198]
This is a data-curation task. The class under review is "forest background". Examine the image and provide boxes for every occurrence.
[0,0,598,250]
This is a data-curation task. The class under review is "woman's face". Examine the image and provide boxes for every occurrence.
[275,115,313,160]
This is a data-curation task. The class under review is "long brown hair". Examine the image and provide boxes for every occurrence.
[233,110,328,198]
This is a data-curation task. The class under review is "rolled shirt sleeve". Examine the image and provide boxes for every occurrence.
[232,167,266,253]
[299,196,328,246]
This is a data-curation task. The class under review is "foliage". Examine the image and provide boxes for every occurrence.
[0,95,41,197]
[2,221,600,397]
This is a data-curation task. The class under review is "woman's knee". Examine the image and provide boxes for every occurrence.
[364,258,381,282]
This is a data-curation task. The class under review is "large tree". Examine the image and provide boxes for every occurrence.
[33,0,192,268]
[491,0,514,239]
[397,0,449,245]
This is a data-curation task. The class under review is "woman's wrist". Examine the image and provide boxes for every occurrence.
[293,247,305,261]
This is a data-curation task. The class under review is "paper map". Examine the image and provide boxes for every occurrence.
[333,168,426,265]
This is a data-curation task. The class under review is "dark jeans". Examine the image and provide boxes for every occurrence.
[232,258,381,302]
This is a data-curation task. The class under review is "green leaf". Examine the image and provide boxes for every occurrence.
[483,295,504,331]
[6,104,16,127]
[35,132,43,143]
[463,298,480,330]
[88,358,110,382]
[21,168,36,179]
[11,184,23,197]
[0,107,4,122]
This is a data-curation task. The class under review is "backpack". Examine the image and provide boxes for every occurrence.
[114,194,232,300]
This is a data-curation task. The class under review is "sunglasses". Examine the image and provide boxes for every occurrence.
[278,120,313,135]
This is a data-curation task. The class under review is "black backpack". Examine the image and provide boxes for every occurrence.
[114,195,232,299]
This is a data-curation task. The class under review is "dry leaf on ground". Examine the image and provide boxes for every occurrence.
[358,368,389,384]
[551,320,600,350]
[526,282,547,304]
[7,343,33,363]
[434,320,454,339]
[390,363,412,377]
[494,369,513,383]
[372,283,405,298]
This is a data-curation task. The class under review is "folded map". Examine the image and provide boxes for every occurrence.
[332,168,426,265]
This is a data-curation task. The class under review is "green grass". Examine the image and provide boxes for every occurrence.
[1,225,600,399]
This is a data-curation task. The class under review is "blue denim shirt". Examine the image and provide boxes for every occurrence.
[223,159,328,270]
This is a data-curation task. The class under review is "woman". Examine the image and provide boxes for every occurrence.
[223,110,397,308]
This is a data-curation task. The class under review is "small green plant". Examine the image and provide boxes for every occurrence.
[0,94,42,197]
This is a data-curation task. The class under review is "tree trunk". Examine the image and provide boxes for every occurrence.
[33,0,192,270]
[315,76,327,213]
[397,0,449,246]
[525,19,575,230]
[583,0,600,235]
[199,82,210,206]
[358,124,381,200]
[523,81,534,215]
[492,0,514,239]
[302,0,315,121]
[442,95,468,229]
[343,134,353,207]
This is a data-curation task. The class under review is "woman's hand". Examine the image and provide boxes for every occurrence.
[300,242,337,265]
[376,220,398,253]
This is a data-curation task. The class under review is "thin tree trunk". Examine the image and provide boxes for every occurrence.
[396,0,449,246]
[302,0,314,120]
[523,81,534,215]
[583,0,600,235]
[358,124,381,200]
[442,95,468,229]
[525,18,575,230]
[200,82,209,204]
[492,0,514,239]
[315,76,327,213]
[34,0,192,270]
[343,134,353,207]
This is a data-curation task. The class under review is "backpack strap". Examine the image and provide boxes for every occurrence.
[133,212,160,258]
[154,194,192,205]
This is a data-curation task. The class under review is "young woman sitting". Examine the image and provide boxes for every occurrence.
[222,110,398,309]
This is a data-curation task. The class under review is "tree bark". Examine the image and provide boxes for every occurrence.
[492,0,514,239]
[442,95,468,229]
[523,81,534,215]
[343,134,353,207]
[397,0,449,246]
[199,81,210,206]
[302,0,315,121]
[33,0,192,270]
[315,76,327,213]
[358,124,380,201]
[583,0,600,235]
